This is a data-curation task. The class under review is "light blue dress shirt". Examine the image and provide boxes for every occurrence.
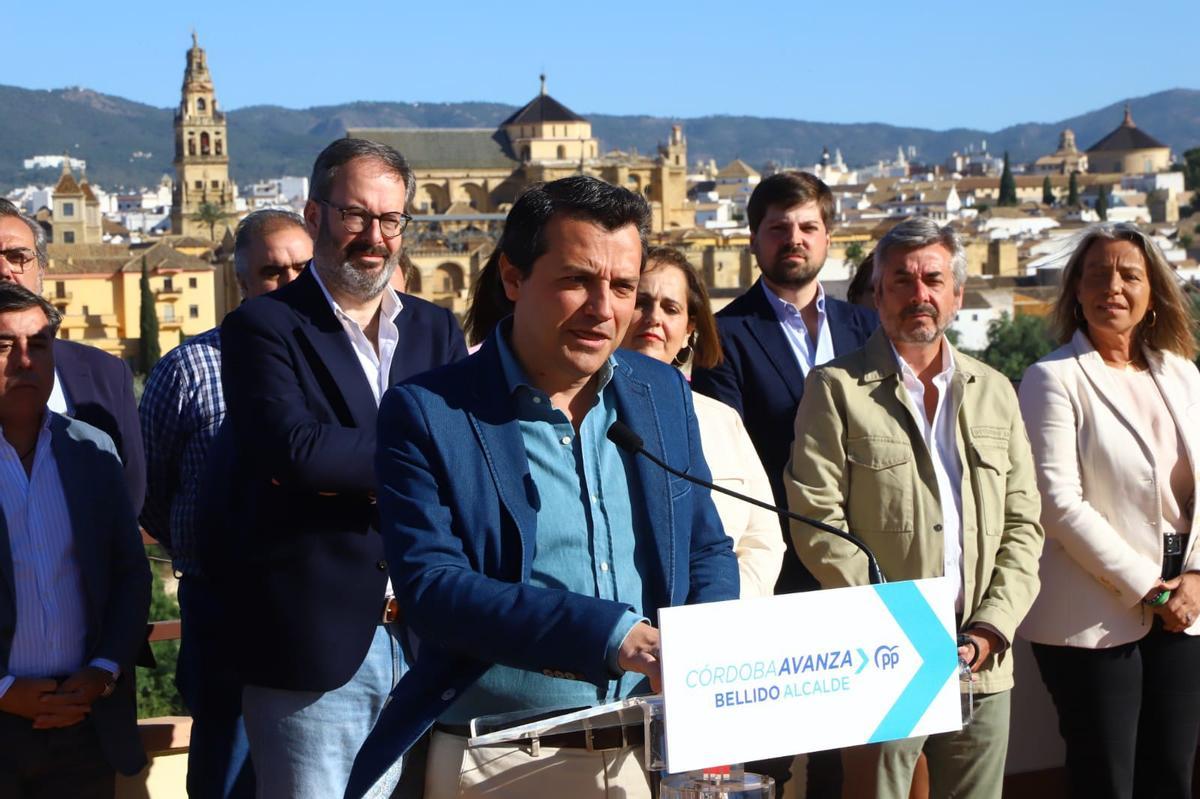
[0,413,119,698]
[441,330,648,724]
[761,279,835,378]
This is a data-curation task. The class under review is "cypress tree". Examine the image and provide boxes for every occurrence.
[1067,172,1080,207]
[1096,184,1109,221]
[138,256,161,374]
[998,152,1018,207]
[1042,176,1054,206]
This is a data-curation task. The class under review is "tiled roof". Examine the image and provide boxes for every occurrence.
[349,128,519,170]
[717,159,760,179]
[1086,108,1167,153]
[121,241,213,273]
[54,172,83,196]
[500,94,586,126]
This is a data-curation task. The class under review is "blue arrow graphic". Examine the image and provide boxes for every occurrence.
[856,648,868,674]
[867,581,958,743]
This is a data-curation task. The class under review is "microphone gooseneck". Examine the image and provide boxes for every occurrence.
[607,420,886,585]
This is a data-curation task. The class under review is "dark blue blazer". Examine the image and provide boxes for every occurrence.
[691,279,877,591]
[54,339,145,513]
[345,337,739,797]
[212,267,467,692]
[0,415,151,775]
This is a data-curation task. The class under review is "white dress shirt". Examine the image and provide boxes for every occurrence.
[0,413,119,698]
[891,339,965,611]
[310,265,403,405]
[310,265,402,600]
[762,280,836,379]
[47,371,70,415]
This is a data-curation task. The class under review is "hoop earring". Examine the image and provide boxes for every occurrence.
[673,332,697,368]
[1145,308,1157,328]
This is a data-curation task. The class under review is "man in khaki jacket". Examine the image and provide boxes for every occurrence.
[786,217,1043,799]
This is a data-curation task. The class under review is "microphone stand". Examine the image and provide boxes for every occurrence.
[607,421,886,586]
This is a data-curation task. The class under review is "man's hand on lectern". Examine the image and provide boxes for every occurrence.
[618,622,662,692]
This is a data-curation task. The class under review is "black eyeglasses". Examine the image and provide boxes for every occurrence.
[320,202,411,239]
[0,248,36,273]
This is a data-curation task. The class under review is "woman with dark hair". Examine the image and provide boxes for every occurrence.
[1018,222,1200,798]
[621,247,783,598]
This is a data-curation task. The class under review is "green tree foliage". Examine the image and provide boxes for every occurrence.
[976,313,1055,380]
[1067,172,1080,207]
[1096,184,1109,221]
[1042,176,1054,206]
[138,256,160,375]
[845,241,865,265]
[136,553,185,718]
[191,202,228,241]
[1180,147,1200,191]
[998,152,1018,207]
[1181,234,1194,250]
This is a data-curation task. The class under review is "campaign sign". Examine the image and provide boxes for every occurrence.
[658,577,960,773]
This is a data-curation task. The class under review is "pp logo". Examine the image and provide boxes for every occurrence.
[874,645,901,670]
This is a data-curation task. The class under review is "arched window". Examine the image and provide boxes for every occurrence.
[197,97,207,113]
[215,138,223,156]
[188,137,196,156]
[201,132,211,156]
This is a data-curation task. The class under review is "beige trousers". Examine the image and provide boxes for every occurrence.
[424,730,652,799]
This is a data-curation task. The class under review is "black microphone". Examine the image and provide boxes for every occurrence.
[607,420,886,586]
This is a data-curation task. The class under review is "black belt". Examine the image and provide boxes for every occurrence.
[435,721,645,751]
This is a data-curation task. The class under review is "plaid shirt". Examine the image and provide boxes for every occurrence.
[139,327,223,576]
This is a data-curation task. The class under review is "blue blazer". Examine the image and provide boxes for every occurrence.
[54,339,145,513]
[0,415,151,775]
[210,267,467,692]
[345,337,739,797]
[691,279,877,591]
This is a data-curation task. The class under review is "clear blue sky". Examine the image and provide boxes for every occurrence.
[7,0,1196,131]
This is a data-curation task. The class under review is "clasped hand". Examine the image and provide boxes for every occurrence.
[0,667,110,728]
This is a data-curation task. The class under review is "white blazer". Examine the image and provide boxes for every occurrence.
[1018,330,1200,648]
[692,391,785,599]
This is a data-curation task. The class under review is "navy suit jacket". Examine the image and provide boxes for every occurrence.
[211,267,467,692]
[54,339,145,513]
[691,278,877,591]
[345,337,739,797]
[0,415,151,775]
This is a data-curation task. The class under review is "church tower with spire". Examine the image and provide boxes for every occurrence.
[171,32,237,238]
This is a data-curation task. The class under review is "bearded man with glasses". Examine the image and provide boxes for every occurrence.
[205,138,467,798]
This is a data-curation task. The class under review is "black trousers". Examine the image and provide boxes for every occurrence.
[1032,623,1200,799]
[0,712,114,799]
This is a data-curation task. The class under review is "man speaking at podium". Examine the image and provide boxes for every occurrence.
[348,176,738,799]
[786,218,1043,799]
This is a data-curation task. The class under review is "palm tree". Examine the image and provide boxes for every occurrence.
[191,202,227,241]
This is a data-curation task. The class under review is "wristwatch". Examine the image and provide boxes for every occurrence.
[98,670,117,698]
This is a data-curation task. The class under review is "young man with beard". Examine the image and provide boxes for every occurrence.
[691,172,877,797]
[210,139,467,798]
[787,218,1043,799]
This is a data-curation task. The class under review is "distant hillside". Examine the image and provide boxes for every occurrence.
[1,84,1197,192]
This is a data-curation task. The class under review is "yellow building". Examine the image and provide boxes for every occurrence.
[1033,129,1088,175]
[50,159,103,245]
[171,33,238,240]
[44,240,217,359]
[350,78,694,233]
[1085,106,1171,176]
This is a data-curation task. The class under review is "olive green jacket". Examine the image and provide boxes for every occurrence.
[785,329,1044,694]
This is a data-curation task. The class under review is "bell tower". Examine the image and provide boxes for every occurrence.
[171,32,237,238]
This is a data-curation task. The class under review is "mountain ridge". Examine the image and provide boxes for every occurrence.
[2,84,1196,191]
